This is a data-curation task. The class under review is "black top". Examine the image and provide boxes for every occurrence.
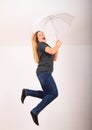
[36,42,54,74]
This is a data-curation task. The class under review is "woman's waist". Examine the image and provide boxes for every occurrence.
[36,65,53,74]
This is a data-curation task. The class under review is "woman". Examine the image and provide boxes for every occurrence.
[21,31,62,125]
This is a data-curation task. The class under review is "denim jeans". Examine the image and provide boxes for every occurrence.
[25,72,58,115]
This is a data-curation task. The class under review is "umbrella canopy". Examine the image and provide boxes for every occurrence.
[33,12,74,45]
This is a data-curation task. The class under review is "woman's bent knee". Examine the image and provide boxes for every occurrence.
[53,90,58,99]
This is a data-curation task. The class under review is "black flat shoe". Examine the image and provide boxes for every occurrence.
[21,89,26,103]
[30,111,39,125]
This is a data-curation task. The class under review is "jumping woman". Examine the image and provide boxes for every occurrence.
[21,31,62,125]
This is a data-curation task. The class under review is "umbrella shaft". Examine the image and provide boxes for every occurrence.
[49,18,59,39]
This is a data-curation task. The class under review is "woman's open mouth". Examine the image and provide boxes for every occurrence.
[43,37,46,40]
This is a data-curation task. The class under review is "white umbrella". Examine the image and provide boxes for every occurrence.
[33,12,74,45]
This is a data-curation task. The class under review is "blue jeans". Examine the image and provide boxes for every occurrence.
[25,72,58,115]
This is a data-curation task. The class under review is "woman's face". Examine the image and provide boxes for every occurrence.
[37,31,46,43]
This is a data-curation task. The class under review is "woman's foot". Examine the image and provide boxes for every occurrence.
[30,111,39,125]
[21,89,26,103]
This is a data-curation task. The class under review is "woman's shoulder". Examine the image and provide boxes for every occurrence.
[38,42,50,51]
[39,42,47,44]
[38,42,49,47]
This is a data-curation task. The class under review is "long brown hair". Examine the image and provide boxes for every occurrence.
[31,31,40,63]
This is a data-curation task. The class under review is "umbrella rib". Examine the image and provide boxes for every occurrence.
[49,17,59,39]
[41,17,51,31]
[55,14,74,25]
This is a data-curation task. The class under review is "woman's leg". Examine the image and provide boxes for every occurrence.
[31,72,58,115]
[25,89,45,98]
[21,89,45,103]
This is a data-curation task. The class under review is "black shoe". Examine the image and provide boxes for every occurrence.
[21,89,26,103]
[30,111,39,125]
